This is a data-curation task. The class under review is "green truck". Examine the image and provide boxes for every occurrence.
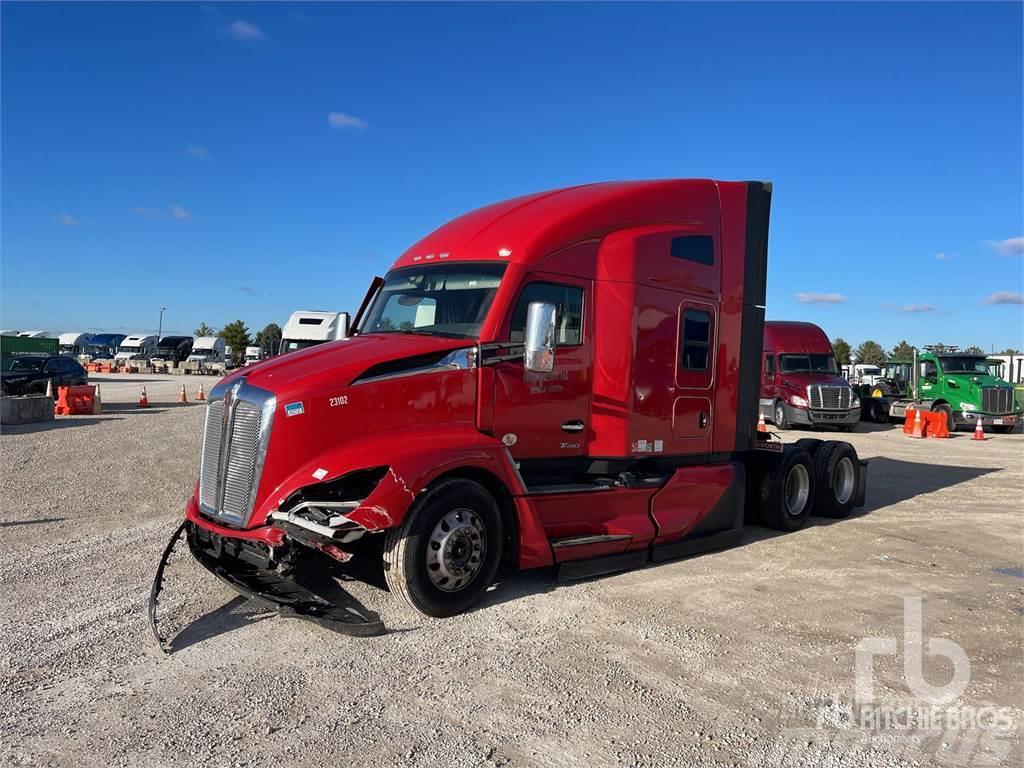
[878,347,1021,433]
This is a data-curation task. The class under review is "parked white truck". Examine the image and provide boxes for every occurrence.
[186,336,226,365]
[278,310,349,354]
[114,334,158,361]
[244,346,263,366]
[58,332,94,357]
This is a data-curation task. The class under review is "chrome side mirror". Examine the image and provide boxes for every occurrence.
[524,301,557,372]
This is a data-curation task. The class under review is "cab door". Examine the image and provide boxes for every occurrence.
[490,275,591,459]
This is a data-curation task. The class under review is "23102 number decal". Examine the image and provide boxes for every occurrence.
[329,395,349,407]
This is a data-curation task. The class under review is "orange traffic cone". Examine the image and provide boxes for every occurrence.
[757,412,768,433]
[137,386,149,408]
[177,384,188,404]
[93,384,103,415]
[908,408,925,438]
[972,416,985,441]
[197,383,206,401]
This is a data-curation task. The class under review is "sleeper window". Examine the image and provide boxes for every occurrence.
[510,283,584,346]
[679,309,712,371]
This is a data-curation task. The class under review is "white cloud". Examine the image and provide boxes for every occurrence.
[131,204,190,221]
[328,111,368,130]
[186,144,210,160]
[55,213,78,226]
[897,304,935,313]
[934,252,951,261]
[987,237,1024,256]
[795,292,846,304]
[983,291,1024,305]
[228,20,266,41]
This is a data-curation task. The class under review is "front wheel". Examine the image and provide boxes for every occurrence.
[383,478,503,618]
[773,401,788,430]
[931,403,954,433]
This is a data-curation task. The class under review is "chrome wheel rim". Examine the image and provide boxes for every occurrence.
[426,508,486,592]
[785,464,810,516]
[775,405,785,425]
[834,457,855,505]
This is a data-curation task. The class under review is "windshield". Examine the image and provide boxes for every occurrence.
[360,263,506,339]
[940,356,989,374]
[884,364,911,379]
[2,357,44,372]
[779,353,838,374]
[119,346,141,353]
[280,339,322,353]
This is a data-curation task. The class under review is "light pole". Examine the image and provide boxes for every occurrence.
[157,306,166,341]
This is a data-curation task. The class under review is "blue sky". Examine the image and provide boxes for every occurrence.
[2,2,1022,351]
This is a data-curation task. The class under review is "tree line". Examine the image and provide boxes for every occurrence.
[831,338,1022,367]
[193,321,281,366]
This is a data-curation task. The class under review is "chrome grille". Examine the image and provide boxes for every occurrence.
[982,387,1014,414]
[198,381,275,526]
[808,385,853,410]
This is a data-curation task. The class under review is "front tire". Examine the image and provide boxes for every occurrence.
[773,400,788,430]
[383,478,502,618]
[931,403,954,433]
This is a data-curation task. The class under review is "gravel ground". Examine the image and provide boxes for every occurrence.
[1,374,1021,767]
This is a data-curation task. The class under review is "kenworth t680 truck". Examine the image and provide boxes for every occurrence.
[150,180,867,641]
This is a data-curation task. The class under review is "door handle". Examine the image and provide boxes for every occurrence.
[561,420,585,433]
[698,412,708,429]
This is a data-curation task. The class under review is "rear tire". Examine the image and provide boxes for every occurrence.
[794,438,824,455]
[811,441,860,519]
[931,403,954,433]
[758,448,815,532]
[773,400,788,430]
[383,478,502,618]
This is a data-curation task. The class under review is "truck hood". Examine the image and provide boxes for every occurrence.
[776,372,852,390]
[208,332,480,530]
[235,333,472,396]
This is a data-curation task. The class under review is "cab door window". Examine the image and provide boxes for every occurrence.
[765,354,775,378]
[509,283,584,346]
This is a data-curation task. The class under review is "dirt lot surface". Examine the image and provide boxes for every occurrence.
[1,373,1021,767]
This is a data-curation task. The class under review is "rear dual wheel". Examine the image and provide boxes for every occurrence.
[383,478,502,618]
[757,440,862,530]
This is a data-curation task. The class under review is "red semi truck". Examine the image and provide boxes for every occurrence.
[151,180,867,639]
[759,321,861,431]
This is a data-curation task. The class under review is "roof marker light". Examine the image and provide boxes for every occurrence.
[412,255,422,261]
[439,252,449,259]
[498,248,512,257]
[425,253,435,260]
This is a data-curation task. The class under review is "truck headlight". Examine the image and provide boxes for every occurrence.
[960,402,976,412]
[790,395,808,407]
[851,395,860,409]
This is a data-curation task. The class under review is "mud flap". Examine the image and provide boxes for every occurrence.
[149,521,386,654]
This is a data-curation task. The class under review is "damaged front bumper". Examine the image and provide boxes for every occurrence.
[148,498,386,652]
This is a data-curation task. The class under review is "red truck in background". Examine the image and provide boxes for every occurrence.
[151,180,867,641]
[760,321,860,431]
